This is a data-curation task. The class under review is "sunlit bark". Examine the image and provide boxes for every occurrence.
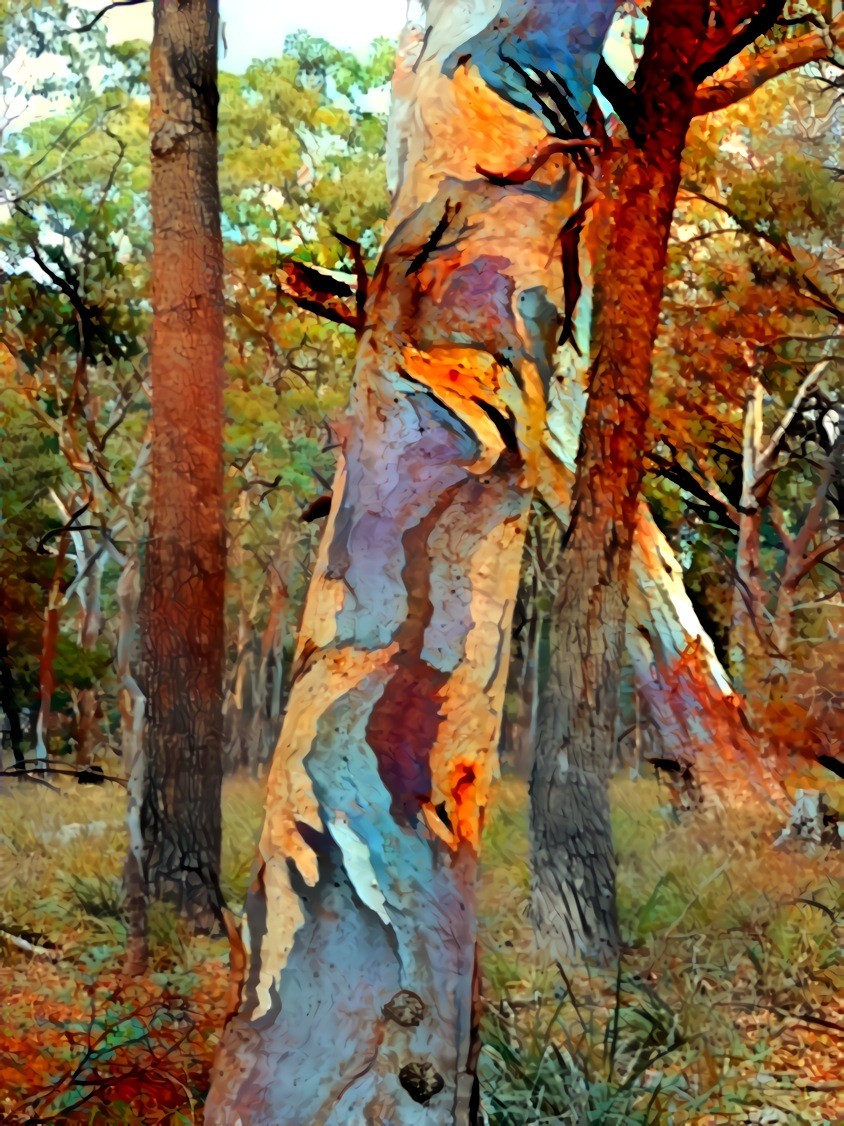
[207,2,616,1120]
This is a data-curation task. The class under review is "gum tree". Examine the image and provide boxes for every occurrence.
[206,1,616,1121]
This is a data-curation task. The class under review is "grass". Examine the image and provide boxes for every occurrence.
[0,767,841,1122]
[477,771,844,1124]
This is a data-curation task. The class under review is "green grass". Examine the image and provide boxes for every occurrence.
[477,772,844,1124]
[0,768,841,1122]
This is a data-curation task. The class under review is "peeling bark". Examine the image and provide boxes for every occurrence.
[207,2,616,1121]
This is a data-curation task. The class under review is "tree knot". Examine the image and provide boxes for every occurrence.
[398,1061,444,1104]
[382,990,425,1027]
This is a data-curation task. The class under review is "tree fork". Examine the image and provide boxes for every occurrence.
[530,0,787,962]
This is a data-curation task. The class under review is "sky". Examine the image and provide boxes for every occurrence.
[95,0,404,69]
[94,0,639,88]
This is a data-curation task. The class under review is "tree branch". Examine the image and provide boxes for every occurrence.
[694,13,844,115]
[693,0,786,83]
[757,357,833,478]
[275,260,361,333]
[69,0,150,34]
[646,450,740,526]
[594,58,642,140]
[680,190,843,321]
[794,534,844,584]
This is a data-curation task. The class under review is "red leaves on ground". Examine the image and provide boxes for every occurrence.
[0,954,230,1123]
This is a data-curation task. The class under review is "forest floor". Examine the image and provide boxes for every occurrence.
[0,766,841,1124]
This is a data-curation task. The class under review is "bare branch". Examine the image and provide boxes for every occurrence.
[794,534,844,583]
[276,260,361,332]
[680,189,843,320]
[646,450,740,526]
[693,1,786,84]
[757,358,833,476]
[694,13,844,116]
[69,0,150,35]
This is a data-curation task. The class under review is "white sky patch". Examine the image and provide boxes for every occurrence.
[74,0,404,71]
[2,46,74,130]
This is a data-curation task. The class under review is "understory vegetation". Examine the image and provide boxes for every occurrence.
[1,767,840,1123]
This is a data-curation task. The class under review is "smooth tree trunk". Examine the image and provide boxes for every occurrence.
[626,503,747,776]
[65,519,106,768]
[140,0,226,930]
[531,2,717,963]
[207,2,616,1121]
[729,378,770,696]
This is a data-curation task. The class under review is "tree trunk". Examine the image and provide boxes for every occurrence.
[140,0,226,930]
[729,378,770,700]
[118,552,149,975]
[71,541,105,768]
[206,3,615,1121]
[35,539,68,765]
[531,3,709,963]
[626,502,748,779]
[258,568,287,767]
[500,577,542,779]
[0,632,26,770]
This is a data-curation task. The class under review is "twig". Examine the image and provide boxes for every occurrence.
[69,0,150,34]
[0,926,57,958]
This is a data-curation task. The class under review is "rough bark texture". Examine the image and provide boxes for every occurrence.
[500,580,542,780]
[531,2,716,963]
[140,0,226,930]
[206,2,615,1121]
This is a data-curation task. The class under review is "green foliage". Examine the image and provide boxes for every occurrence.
[0,18,389,766]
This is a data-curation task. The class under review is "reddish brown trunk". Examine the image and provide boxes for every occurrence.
[140,0,226,930]
[72,688,98,767]
[531,3,710,961]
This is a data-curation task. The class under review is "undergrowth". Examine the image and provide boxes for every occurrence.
[0,768,841,1122]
